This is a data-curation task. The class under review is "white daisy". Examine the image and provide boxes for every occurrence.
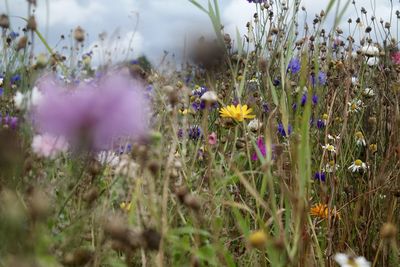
[328,134,341,141]
[323,160,340,173]
[322,144,337,153]
[97,151,120,167]
[362,88,375,97]
[354,131,366,147]
[367,57,379,66]
[200,91,218,103]
[334,253,371,267]
[247,118,262,131]
[348,159,368,172]
[348,99,363,113]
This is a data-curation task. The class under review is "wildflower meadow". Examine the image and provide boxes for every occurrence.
[0,0,399,266]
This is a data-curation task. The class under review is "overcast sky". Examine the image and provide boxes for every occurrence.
[1,0,398,65]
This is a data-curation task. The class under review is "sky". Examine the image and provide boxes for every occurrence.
[1,0,398,66]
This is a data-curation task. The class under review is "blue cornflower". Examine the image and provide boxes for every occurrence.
[191,86,207,97]
[287,58,301,74]
[314,172,326,182]
[301,94,307,106]
[311,71,327,87]
[273,78,281,86]
[0,87,3,96]
[188,125,202,140]
[312,94,318,105]
[11,74,21,84]
[278,123,292,137]
[316,119,325,129]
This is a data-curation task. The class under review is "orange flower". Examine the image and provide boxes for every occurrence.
[310,203,340,219]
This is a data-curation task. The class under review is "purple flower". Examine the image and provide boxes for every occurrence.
[314,172,326,182]
[278,123,292,137]
[316,119,325,129]
[287,58,301,74]
[311,71,327,87]
[177,128,184,139]
[273,78,281,86]
[3,114,18,129]
[312,94,318,105]
[33,73,150,151]
[252,136,266,161]
[301,94,307,106]
[0,87,3,96]
[188,125,202,140]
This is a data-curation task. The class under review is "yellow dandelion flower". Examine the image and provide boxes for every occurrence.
[120,201,131,212]
[219,104,256,122]
[310,203,340,219]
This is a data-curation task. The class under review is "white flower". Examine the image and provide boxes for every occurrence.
[362,88,375,97]
[328,134,341,141]
[247,118,262,131]
[13,91,24,109]
[14,86,43,110]
[32,133,69,159]
[348,99,363,113]
[367,57,379,66]
[97,151,120,167]
[348,159,368,172]
[351,76,359,85]
[334,253,371,267]
[0,77,4,87]
[200,91,218,103]
[323,160,340,173]
[322,144,336,153]
[361,45,380,56]
[115,155,139,179]
[355,131,366,147]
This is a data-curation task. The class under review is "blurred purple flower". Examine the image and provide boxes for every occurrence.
[33,73,150,151]
[314,172,326,182]
[278,123,292,137]
[317,119,325,129]
[312,94,318,105]
[288,58,301,74]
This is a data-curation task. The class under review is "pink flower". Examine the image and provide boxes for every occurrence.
[392,51,400,65]
[208,132,217,145]
[32,133,69,159]
[32,72,150,151]
[252,136,266,161]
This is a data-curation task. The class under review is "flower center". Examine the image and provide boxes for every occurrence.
[354,159,363,166]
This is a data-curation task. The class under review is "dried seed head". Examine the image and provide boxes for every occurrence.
[17,36,28,51]
[74,26,85,42]
[0,14,10,29]
[141,228,161,251]
[183,194,201,211]
[380,223,397,239]
[26,16,37,31]
[83,187,99,204]
[26,187,50,220]
[63,249,93,266]
[175,186,188,203]
[27,0,37,5]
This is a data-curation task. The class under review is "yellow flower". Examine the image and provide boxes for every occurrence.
[120,201,131,212]
[248,230,267,248]
[310,203,340,219]
[219,104,256,122]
